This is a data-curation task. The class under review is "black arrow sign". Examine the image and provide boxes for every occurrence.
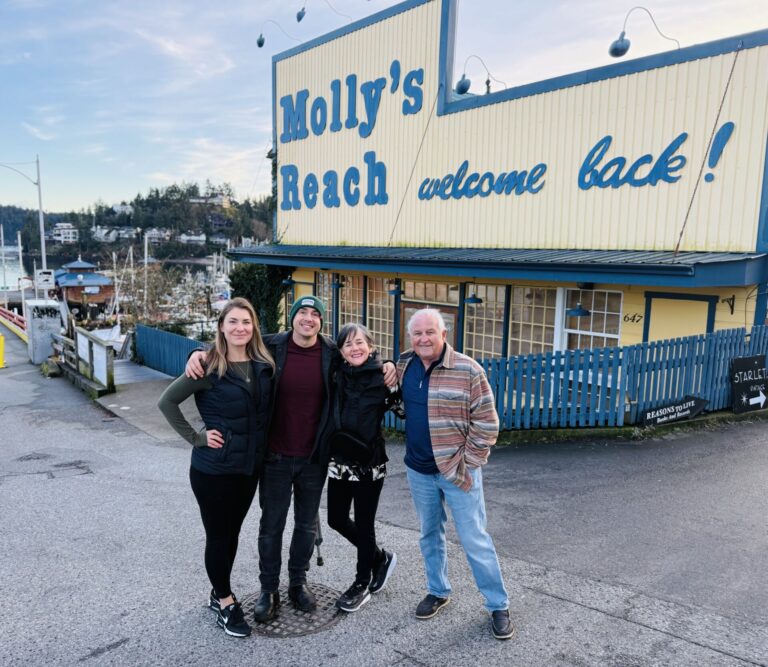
[641,395,708,427]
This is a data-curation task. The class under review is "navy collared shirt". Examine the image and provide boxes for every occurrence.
[402,348,446,474]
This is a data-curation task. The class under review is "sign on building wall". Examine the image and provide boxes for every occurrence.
[274,0,768,253]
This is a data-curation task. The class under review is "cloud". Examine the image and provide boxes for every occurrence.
[21,122,54,140]
[0,51,31,65]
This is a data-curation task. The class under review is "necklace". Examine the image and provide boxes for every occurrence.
[230,360,251,383]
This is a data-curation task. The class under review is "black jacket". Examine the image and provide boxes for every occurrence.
[192,359,272,475]
[263,331,340,466]
[330,353,394,468]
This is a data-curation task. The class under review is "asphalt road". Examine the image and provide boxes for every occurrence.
[1,329,766,666]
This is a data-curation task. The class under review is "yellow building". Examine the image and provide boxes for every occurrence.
[232,0,768,361]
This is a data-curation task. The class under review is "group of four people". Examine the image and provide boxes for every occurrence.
[158,294,514,641]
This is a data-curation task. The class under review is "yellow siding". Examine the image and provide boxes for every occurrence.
[276,3,768,252]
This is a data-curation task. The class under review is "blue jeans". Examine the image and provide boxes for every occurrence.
[258,453,327,591]
[406,466,509,612]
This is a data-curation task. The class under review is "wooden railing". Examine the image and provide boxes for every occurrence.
[53,327,115,393]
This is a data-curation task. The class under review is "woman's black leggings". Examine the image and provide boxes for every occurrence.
[189,466,258,600]
[327,477,384,584]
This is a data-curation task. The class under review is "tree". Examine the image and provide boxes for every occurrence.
[229,263,292,334]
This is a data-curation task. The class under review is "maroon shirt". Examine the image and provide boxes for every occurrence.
[268,337,325,457]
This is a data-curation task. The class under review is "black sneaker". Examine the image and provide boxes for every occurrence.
[217,602,251,638]
[415,594,450,619]
[336,581,372,612]
[369,550,397,594]
[491,609,516,640]
[208,589,237,613]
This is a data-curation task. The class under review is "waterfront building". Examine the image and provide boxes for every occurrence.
[231,0,768,360]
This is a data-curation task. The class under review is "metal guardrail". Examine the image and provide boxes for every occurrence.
[0,305,28,342]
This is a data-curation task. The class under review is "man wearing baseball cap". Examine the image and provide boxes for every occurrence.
[186,294,396,622]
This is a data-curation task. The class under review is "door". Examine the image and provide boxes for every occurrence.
[644,293,717,342]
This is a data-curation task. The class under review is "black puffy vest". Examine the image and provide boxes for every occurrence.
[192,360,272,475]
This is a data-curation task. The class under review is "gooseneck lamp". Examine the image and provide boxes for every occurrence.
[295,1,352,25]
[256,20,300,48]
[609,6,680,58]
[566,303,592,318]
[455,54,507,95]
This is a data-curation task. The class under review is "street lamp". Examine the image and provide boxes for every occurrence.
[0,155,48,271]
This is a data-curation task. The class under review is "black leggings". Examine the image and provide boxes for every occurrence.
[327,477,384,584]
[189,466,258,599]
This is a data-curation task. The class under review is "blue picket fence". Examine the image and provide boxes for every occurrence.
[135,324,203,377]
[136,324,768,431]
[483,325,768,429]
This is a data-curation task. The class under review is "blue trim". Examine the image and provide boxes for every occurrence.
[757,130,768,252]
[642,291,718,342]
[754,284,768,326]
[272,0,431,64]
[436,0,457,117]
[501,285,511,358]
[332,272,340,338]
[392,279,402,357]
[456,282,466,352]
[233,253,768,288]
[439,5,768,117]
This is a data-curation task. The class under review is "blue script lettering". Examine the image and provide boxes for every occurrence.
[578,133,688,190]
[418,160,547,202]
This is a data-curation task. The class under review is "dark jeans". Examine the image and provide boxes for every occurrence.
[327,477,384,584]
[258,453,327,591]
[189,466,259,599]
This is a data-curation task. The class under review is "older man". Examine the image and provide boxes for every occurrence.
[396,307,514,640]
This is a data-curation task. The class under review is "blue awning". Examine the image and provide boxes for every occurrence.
[227,245,768,288]
[56,272,113,287]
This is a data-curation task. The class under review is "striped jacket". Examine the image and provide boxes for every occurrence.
[396,344,500,491]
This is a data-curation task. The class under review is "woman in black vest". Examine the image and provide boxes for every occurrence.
[327,323,401,613]
[158,297,273,638]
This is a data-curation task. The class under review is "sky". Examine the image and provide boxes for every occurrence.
[0,0,765,213]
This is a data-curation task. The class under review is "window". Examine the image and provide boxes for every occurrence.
[403,280,460,305]
[464,284,507,359]
[314,271,334,337]
[338,275,364,327]
[366,277,394,359]
[509,287,557,355]
[563,289,622,349]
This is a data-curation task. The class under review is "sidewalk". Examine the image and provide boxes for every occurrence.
[1,335,766,666]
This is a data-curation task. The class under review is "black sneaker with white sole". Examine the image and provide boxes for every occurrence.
[208,590,237,613]
[369,550,397,594]
[217,602,251,638]
[336,581,372,612]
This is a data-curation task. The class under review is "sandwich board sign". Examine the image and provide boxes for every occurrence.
[731,355,768,414]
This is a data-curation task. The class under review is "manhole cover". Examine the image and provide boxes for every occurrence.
[240,583,342,638]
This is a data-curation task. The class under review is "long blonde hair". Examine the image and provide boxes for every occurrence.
[205,297,275,377]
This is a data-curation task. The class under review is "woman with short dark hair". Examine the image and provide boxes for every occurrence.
[327,323,400,612]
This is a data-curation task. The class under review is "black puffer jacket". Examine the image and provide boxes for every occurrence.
[331,352,396,468]
[192,360,272,475]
